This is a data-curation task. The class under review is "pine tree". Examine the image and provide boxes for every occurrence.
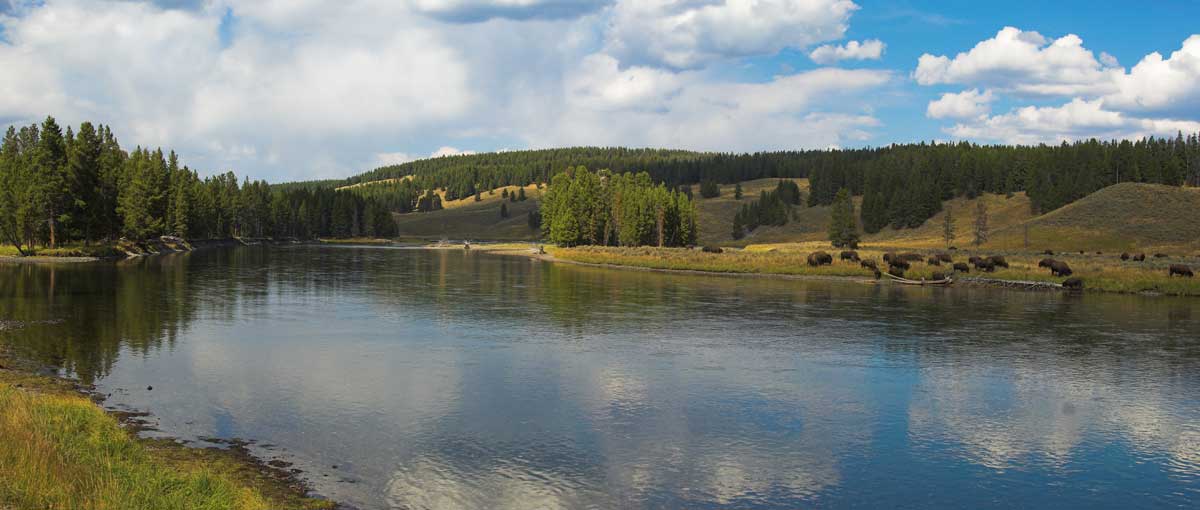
[828,188,859,248]
[518,187,526,201]
[942,208,955,247]
[500,202,509,218]
[973,200,989,246]
[734,183,743,200]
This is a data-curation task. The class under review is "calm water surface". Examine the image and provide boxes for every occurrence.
[1,246,1199,509]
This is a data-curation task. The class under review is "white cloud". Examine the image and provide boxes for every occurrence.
[943,98,1200,145]
[926,89,993,120]
[808,39,884,64]
[1103,34,1200,116]
[430,146,476,158]
[604,0,860,70]
[915,26,1121,97]
[409,0,609,22]
[374,152,415,166]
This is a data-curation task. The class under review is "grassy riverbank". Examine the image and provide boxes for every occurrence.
[0,243,123,260]
[0,353,334,510]
[549,243,1200,296]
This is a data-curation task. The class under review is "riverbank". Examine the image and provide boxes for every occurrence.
[0,347,336,510]
[432,241,1200,297]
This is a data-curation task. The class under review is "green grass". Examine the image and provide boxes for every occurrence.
[0,362,333,510]
[550,244,1200,296]
[0,243,123,258]
[391,184,545,241]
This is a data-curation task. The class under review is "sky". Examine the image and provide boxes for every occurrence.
[2,0,1199,182]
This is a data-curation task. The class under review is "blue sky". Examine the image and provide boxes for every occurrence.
[1,0,1198,182]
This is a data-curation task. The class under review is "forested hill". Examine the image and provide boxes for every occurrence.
[332,135,1200,236]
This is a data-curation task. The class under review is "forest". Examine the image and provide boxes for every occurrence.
[540,167,697,248]
[0,117,396,254]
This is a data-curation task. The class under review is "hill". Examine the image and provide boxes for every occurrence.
[390,184,544,241]
[693,181,1198,253]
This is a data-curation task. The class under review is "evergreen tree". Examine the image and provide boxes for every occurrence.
[942,208,955,247]
[828,188,859,248]
[734,182,743,200]
[500,202,509,218]
[518,187,526,201]
[973,200,989,246]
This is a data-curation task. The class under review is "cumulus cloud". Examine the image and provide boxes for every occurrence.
[915,26,1121,97]
[926,89,993,120]
[808,39,884,65]
[943,98,1200,145]
[0,0,892,181]
[604,0,860,70]
[409,0,610,22]
[920,28,1200,145]
[1103,34,1200,116]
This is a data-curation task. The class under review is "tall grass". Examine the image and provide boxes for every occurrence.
[0,383,330,510]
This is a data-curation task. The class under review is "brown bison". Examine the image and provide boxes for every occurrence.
[1133,253,1146,262]
[702,246,723,253]
[935,252,953,263]
[873,269,882,280]
[976,260,996,272]
[860,259,878,270]
[1043,249,1055,256]
[807,251,833,267]
[883,252,896,264]
[953,262,970,273]
[1038,258,1055,269]
[1120,252,1130,261]
[899,253,924,263]
[889,259,911,271]
[1062,277,1084,290]
[927,257,942,266]
[1169,265,1194,278]
[931,272,947,281]
[988,255,1010,268]
[968,256,982,265]
[1049,260,1072,277]
[840,250,860,262]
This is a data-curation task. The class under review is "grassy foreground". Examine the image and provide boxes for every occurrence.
[0,359,333,510]
[550,243,1200,296]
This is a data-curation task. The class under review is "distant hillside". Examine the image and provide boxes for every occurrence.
[391,184,543,241]
[991,183,1200,252]
[696,181,1199,252]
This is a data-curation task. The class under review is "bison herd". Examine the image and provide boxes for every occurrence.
[782,245,1195,285]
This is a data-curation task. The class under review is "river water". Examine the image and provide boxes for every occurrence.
[1,245,1198,509]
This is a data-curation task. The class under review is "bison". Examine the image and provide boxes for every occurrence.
[953,262,970,273]
[806,250,835,266]
[1062,277,1084,290]
[1038,258,1056,269]
[988,255,1010,268]
[860,259,878,270]
[840,250,860,262]
[931,272,947,281]
[899,253,924,263]
[1050,261,1072,277]
[888,267,906,279]
[889,259,911,271]
[976,260,997,272]
[873,269,882,280]
[968,256,982,265]
[1120,252,1130,261]
[1043,249,1055,256]
[883,252,896,264]
[1133,253,1146,262]
[1154,253,1169,259]
[927,257,942,266]
[936,252,953,263]
[701,246,723,254]
[1169,265,1194,278]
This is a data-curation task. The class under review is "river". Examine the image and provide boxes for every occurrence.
[1,245,1198,509]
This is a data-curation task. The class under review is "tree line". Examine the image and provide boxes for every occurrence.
[731,180,803,239]
[540,167,697,247]
[0,117,398,254]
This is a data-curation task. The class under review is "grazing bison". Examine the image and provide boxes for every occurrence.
[840,250,860,262]
[1120,252,1130,261]
[1062,277,1084,290]
[1050,261,1072,277]
[1038,258,1055,269]
[889,259,911,271]
[936,252,953,263]
[860,259,878,270]
[988,255,1009,268]
[931,272,947,281]
[968,256,982,265]
[1133,253,1146,262]
[899,253,924,263]
[952,262,970,273]
[976,260,996,272]
[883,252,896,264]
[1043,250,1055,256]
[701,246,723,253]
[806,250,835,266]
[927,257,942,266]
[1169,265,1194,278]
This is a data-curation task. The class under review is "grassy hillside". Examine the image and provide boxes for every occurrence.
[391,183,544,241]
[696,181,1198,253]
